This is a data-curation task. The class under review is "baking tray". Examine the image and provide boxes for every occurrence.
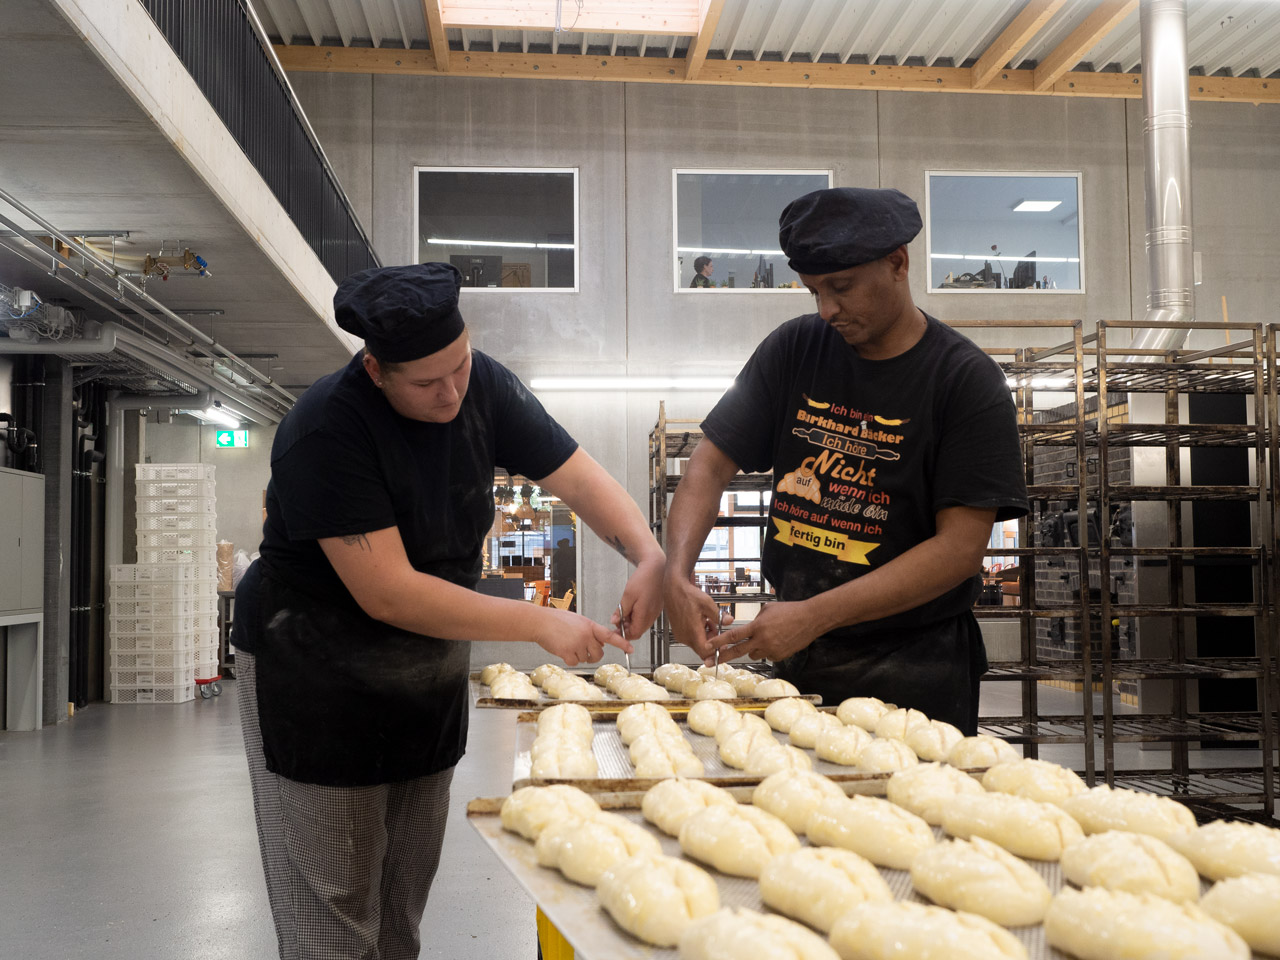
[468,794,1246,960]
[470,670,821,710]
[511,707,894,790]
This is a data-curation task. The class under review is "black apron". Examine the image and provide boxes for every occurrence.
[773,611,987,733]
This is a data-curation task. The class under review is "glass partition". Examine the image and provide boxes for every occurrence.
[925,172,1083,293]
[674,169,832,292]
[415,167,578,290]
[484,473,578,609]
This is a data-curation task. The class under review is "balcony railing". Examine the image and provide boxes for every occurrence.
[139,0,379,284]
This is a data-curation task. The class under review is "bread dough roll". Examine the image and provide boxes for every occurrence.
[836,696,895,731]
[540,672,577,697]
[615,675,670,701]
[911,835,1052,926]
[654,661,697,691]
[886,762,986,825]
[500,784,601,840]
[629,731,704,778]
[531,663,566,687]
[942,792,1083,861]
[981,758,1086,806]
[759,846,892,934]
[855,737,919,773]
[1199,872,1280,956]
[596,853,720,947]
[830,901,1028,960]
[873,706,931,741]
[693,678,737,700]
[687,699,738,736]
[679,906,841,960]
[616,702,679,744]
[788,711,843,749]
[947,734,1021,768]
[679,673,709,697]
[1060,831,1199,902]
[490,673,539,700]
[535,702,593,745]
[755,678,800,698]
[1166,818,1280,880]
[678,802,800,877]
[905,719,964,762]
[546,675,605,700]
[746,741,814,776]
[1044,886,1249,960]
[719,723,779,769]
[593,662,630,688]
[753,769,848,832]
[1060,785,1196,842]
[814,723,872,765]
[715,710,770,747]
[765,697,819,733]
[641,776,738,836]
[533,811,661,886]
[481,662,516,685]
[805,795,934,870]
[731,670,763,696]
[530,733,598,779]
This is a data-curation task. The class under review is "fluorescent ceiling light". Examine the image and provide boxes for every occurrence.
[932,253,1079,263]
[1013,200,1062,212]
[675,246,785,256]
[182,405,242,427]
[530,376,735,391]
[426,237,574,250]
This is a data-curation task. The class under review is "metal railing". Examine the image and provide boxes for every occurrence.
[139,0,379,284]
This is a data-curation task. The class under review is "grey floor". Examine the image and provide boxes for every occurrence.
[0,675,1267,960]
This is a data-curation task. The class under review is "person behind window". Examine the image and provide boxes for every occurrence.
[690,256,714,288]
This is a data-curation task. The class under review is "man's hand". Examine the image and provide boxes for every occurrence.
[614,556,665,641]
[533,608,633,667]
[663,574,730,660]
[709,600,819,665]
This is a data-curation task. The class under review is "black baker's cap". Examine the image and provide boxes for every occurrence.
[778,187,922,276]
[334,262,465,363]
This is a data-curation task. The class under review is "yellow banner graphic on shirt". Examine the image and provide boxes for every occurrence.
[771,518,878,566]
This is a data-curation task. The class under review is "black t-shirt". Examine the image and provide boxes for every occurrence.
[690,273,712,288]
[702,312,1027,640]
[240,349,577,786]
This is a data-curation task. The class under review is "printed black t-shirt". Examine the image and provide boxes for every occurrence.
[702,312,1028,640]
[241,349,577,786]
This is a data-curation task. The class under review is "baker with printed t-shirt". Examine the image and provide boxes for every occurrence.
[232,262,664,960]
[662,187,1028,734]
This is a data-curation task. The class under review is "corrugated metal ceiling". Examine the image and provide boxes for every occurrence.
[252,0,1280,78]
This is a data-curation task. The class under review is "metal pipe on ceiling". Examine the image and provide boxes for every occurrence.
[1131,0,1195,353]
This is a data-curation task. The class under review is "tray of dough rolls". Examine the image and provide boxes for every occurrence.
[472,661,818,709]
[510,700,919,789]
[468,773,1273,960]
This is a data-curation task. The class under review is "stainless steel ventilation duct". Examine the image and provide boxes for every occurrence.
[1131,0,1195,353]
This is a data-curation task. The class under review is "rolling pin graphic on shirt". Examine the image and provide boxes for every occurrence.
[791,426,901,462]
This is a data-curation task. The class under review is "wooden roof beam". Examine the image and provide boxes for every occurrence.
[422,0,449,72]
[1033,0,1137,91]
[972,0,1069,89]
[686,0,726,80]
[439,1,702,35]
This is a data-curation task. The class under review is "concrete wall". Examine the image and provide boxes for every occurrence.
[287,74,1280,660]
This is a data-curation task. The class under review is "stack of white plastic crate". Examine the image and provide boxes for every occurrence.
[108,464,219,704]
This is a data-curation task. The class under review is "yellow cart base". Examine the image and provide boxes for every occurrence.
[536,906,575,960]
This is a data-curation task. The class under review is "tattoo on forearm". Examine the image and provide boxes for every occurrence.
[605,536,630,561]
[341,533,372,551]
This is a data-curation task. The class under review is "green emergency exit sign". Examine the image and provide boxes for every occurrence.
[215,429,249,448]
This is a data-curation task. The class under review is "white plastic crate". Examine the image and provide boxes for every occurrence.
[109,579,217,600]
[135,495,216,515]
[136,479,216,499]
[109,633,196,653]
[110,683,197,704]
[136,529,218,550]
[110,563,215,583]
[108,597,218,618]
[135,547,218,565]
[109,615,198,636]
[110,667,195,687]
[110,649,197,671]
[136,514,218,533]
[135,463,216,482]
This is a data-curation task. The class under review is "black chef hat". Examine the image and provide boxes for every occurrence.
[334,262,466,363]
[778,187,923,276]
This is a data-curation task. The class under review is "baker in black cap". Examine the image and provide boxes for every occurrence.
[663,187,1027,732]
[233,262,665,960]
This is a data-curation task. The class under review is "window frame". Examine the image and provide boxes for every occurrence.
[413,165,580,293]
